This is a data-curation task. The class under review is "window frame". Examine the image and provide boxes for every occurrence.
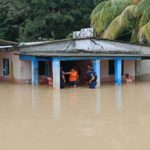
[3,58,10,76]
[108,60,124,76]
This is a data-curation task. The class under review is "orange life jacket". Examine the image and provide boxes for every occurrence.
[69,71,78,82]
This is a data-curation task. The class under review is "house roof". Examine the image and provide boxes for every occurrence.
[0,39,17,46]
[19,37,144,57]
[0,39,17,50]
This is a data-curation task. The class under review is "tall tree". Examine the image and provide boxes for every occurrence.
[0,0,105,42]
[91,0,150,44]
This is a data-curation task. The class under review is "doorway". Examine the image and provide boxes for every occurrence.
[61,60,91,85]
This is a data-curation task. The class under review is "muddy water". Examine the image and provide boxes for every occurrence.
[0,83,150,150]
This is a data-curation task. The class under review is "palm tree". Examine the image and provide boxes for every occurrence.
[91,0,150,44]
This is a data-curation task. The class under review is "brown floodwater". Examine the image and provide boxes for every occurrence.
[0,82,150,150]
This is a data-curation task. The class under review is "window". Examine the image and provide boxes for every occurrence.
[3,58,10,76]
[109,60,115,75]
[38,61,50,76]
[38,61,46,75]
[109,60,124,75]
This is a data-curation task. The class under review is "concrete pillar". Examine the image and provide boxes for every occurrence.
[115,58,122,85]
[93,59,101,87]
[52,58,60,89]
[32,59,39,85]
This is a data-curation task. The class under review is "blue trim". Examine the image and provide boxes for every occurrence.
[20,55,52,61]
[20,55,36,61]
[53,56,141,61]
[20,55,141,61]
[37,58,52,61]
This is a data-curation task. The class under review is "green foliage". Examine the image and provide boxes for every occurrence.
[91,0,133,36]
[139,21,150,44]
[91,0,150,44]
[0,0,105,42]
[90,1,107,19]
[103,5,136,39]
[66,33,73,39]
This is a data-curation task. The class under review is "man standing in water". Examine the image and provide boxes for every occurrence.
[60,67,65,89]
[64,68,79,88]
[86,64,97,89]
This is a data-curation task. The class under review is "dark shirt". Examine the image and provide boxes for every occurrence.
[60,70,65,81]
[86,69,97,82]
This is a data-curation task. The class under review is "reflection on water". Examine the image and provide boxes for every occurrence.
[0,83,150,150]
[52,89,61,120]
[115,85,122,111]
[32,86,36,111]
[95,89,101,113]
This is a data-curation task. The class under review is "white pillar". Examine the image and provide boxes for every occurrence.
[93,59,101,88]
[52,58,60,89]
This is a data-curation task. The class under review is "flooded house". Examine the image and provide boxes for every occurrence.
[0,39,32,83]
[1,36,150,89]
[18,37,147,89]
[0,39,18,82]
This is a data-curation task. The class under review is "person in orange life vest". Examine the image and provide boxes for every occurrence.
[74,66,81,83]
[65,68,79,87]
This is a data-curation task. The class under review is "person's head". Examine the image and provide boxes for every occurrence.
[71,68,75,72]
[74,66,78,71]
[87,64,93,70]
[125,73,129,78]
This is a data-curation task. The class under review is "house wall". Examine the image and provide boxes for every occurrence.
[0,51,31,83]
[13,56,31,83]
[101,60,113,82]
[0,52,136,84]
[136,60,150,81]
[0,51,14,81]
[124,60,135,80]
[66,60,135,83]
[101,60,135,82]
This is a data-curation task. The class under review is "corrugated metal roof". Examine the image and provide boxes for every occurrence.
[18,37,150,48]
[19,41,50,46]
[0,46,13,49]
[0,39,17,46]
[19,38,143,57]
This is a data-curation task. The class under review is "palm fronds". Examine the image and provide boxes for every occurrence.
[135,0,150,17]
[91,0,150,44]
[131,29,139,42]
[139,21,150,43]
[90,1,107,19]
[103,5,136,40]
[91,0,133,36]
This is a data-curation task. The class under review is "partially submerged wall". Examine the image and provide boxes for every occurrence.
[67,60,135,83]
[0,51,136,84]
[136,60,150,82]
[0,51,31,83]
[101,60,135,82]
[124,60,135,80]
[13,56,31,83]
